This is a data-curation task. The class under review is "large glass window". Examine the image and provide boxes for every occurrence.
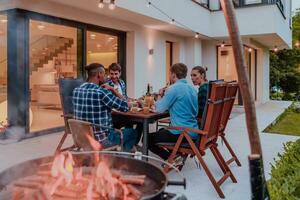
[29,20,78,132]
[86,31,118,73]
[0,14,7,125]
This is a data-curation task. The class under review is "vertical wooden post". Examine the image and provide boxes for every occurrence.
[219,1,269,199]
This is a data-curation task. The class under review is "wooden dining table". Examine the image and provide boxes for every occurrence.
[112,110,169,156]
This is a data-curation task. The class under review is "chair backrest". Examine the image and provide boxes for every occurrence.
[219,81,239,133]
[199,80,225,130]
[68,119,100,151]
[58,78,84,116]
[198,81,227,150]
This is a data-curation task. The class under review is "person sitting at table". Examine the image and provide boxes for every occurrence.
[148,63,199,160]
[72,63,137,152]
[104,63,143,145]
[105,63,127,99]
[190,66,209,120]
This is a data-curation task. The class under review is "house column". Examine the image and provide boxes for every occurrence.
[184,38,202,80]
[256,48,270,103]
[7,9,29,134]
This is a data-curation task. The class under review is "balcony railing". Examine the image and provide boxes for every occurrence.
[192,0,285,18]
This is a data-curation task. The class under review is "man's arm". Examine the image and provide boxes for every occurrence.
[154,87,177,113]
[102,84,125,100]
[100,89,129,112]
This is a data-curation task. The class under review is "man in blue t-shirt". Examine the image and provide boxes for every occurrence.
[149,63,199,160]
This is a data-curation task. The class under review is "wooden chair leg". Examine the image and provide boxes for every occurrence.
[164,134,184,173]
[184,134,225,198]
[221,135,242,166]
[210,146,227,175]
[55,131,68,154]
[212,145,237,183]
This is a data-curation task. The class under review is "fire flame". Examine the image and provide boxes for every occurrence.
[39,152,140,199]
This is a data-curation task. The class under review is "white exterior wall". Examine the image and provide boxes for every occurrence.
[10,0,193,98]
[2,0,291,102]
[202,40,218,81]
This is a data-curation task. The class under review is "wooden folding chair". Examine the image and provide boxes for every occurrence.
[68,119,123,152]
[156,117,171,131]
[157,81,237,198]
[219,81,241,166]
[55,78,84,154]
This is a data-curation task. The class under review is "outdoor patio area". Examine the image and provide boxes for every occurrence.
[0,100,298,199]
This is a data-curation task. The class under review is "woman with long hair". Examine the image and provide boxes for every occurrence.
[190,66,209,119]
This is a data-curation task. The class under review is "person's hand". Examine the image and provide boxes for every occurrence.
[158,87,167,96]
[101,84,115,92]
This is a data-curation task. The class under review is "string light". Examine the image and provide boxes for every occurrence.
[295,41,300,47]
[147,1,151,8]
[169,19,175,25]
[274,46,278,52]
[248,47,252,52]
[98,0,104,8]
[195,32,199,39]
[109,0,116,10]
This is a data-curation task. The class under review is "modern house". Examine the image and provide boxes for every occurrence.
[0,0,292,136]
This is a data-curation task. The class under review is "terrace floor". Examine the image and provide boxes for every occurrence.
[0,100,299,199]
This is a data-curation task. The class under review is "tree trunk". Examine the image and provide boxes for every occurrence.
[219,1,269,199]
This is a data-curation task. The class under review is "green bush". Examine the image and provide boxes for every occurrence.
[271,92,284,100]
[268,139,300,200]
[290,102,300,113]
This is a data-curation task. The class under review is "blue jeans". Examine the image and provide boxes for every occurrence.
[102,128,137,152]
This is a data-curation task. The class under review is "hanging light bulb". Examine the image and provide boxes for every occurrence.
[147,1,151,8]
[248,47,252,52]
[221,41,225,48]
[169,19,175,25]
[194,32,199,39]
[274,46,278,52]
[295,41,300,47]
[98,0,104,8]
[109,0,116,10]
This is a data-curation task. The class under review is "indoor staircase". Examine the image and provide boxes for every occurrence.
[30,35,74,74]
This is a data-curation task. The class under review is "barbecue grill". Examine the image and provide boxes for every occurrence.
[0,152,187,200]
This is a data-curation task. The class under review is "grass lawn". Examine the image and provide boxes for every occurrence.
[265,108,300,136]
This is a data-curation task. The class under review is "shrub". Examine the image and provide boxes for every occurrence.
[268,139,300,200]
[270,92,284,100]
[291,102,300,113]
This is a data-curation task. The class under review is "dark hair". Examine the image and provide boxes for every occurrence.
[108,63,121,72]
[192,66,207,81]
[170,63,187,79]
[85,63,104,78]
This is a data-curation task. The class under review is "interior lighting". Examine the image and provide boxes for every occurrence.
[37,24,45,30]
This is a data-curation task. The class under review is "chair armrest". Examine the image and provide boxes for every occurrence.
[61,114,73,118]
[166,126,207,135]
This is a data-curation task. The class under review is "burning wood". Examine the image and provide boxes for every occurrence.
[10,152,147,200]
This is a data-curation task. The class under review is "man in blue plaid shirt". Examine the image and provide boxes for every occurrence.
[72,63,137,151]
